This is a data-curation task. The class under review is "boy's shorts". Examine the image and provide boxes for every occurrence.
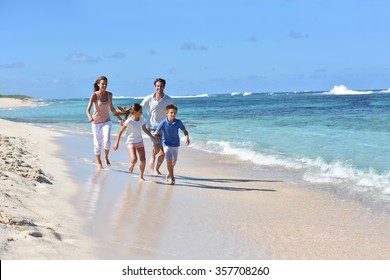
[164,146,179,162]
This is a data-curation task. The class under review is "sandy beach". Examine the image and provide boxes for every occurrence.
[0,98,96,259]
[1,97,390,260]
[0,97,37,109]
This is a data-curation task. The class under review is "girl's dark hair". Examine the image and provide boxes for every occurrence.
[93,76,108,91]
[115,103,142,119]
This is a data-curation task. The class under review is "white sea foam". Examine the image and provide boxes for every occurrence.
[112,96,130,99]
[303,158,390,201]
[193,140,305,169]
[113,94,209,99]
[192,140,390,204]
[230,92,252,96]
[327,85,373,95]
[171,94,209,98]
[33,102,50,107]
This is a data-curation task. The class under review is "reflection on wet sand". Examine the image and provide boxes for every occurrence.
[79,169,173,259]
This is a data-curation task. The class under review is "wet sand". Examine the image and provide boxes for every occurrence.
[61,132,390,259]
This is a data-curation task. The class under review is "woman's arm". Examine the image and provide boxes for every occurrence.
[108,92,124,125]
[86,93,96,122]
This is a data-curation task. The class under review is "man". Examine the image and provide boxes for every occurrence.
[141,78,172,175]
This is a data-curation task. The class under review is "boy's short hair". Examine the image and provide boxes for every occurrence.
[166,104,177,112]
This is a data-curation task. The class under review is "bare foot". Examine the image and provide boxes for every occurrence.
[155,161,163,174]
[128,164,135,173]
[166,174,175,184]
[97,163,103,170]
[105,158,111,168]
[139,176,145,181]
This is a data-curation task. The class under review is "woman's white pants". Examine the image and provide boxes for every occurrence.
[91,120,112,155]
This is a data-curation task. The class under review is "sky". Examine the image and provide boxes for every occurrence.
[1,0,389,99]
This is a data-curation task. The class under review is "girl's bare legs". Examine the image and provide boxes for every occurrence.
[137,147,146,181]
[128,147,137,173]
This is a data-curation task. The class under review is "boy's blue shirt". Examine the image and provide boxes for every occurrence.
[156,118,186,147]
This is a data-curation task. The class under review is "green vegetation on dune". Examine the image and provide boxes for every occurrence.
[0,94,32,99]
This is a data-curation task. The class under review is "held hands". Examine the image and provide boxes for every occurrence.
[151,135,159,143]
[113,142,119,151]
[151,131,160,144]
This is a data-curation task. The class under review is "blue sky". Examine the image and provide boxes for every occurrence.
[1,0,389,99]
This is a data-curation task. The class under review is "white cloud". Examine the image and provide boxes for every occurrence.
[66,53,100,63]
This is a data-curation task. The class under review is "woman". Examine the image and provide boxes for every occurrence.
[86,76,123,169]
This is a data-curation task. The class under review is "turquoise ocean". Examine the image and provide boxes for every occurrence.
[1,85,390,212]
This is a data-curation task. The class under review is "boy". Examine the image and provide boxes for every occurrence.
[155,104,190,185]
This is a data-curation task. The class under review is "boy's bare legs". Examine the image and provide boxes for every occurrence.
[165,160,175,185]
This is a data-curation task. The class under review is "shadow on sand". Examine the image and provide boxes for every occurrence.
[151,174,281,192]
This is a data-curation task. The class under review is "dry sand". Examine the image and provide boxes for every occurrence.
[0,101,96,258]
[0,97,37,109]
[1,97,390,260]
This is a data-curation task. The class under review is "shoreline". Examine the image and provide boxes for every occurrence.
[1,95,390,259]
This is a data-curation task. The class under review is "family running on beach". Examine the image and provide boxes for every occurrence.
[85,76,190,185]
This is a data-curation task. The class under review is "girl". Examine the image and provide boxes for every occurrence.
[114,103,156,181]
[86,76,123,169]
